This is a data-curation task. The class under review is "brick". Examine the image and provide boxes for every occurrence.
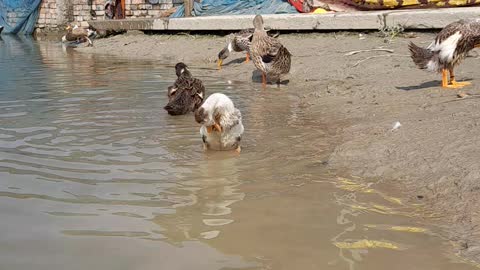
[160,3,173,9]
[148,10,161,16]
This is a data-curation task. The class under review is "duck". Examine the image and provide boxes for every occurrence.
[217,29,254,69]
[250,14,291,88]
[217,28,280,69]
[62,24,96,46]
[409,19,480,89]
[164,62,205,115]
[194,93,244,153]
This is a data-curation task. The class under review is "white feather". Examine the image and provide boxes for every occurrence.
[227,42,233,52]
[87,29,96,37]
[432,31,462,62]
[426,59,439,72]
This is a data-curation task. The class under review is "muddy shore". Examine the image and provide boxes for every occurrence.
[77,31,480,262]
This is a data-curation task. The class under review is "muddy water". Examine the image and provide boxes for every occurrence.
[0,36,476,270]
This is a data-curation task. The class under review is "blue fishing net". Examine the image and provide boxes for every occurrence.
[0,0,42,35]
[171,0,298,18]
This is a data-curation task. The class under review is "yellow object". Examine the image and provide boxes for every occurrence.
[382,0,399,7]
[313,8,327,14]
[402,0,420,5]
[391,226,427,233]
[334,239,399,250]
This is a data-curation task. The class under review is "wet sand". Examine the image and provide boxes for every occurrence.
[78,31,480,262]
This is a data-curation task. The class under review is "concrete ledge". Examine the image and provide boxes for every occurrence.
[386,7,480,29]
[88,7,480,32]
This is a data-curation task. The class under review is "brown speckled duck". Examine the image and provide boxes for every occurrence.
[62,25,96,46]
[409,19,480,89]
[164,62,205,116]
[217,29,254,69]
[217,28,280,69]
[250,15,291,88]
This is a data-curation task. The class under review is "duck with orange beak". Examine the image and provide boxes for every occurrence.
[195,93,243,153]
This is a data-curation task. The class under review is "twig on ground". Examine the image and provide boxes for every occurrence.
[352,54,409,67]
[345,48,394,56]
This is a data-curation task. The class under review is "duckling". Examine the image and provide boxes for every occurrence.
[250,15,291,88]
[409,19,480,89]
[62,25,96,46]
[164,62,205,115]
[194,93,244,153]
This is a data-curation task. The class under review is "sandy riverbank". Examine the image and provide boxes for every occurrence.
[77,30,480,262]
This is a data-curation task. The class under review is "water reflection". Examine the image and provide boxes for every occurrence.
[0,38,477,270]
[153,153,245,244]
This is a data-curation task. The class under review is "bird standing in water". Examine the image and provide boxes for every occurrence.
[409,19,480,89]
[62,25,96,46]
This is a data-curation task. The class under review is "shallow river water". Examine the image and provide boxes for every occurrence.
[0,36,477,270]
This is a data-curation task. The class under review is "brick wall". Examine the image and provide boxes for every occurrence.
[126,0,174,18]
[36,0,179,29]
[37,0,65,29]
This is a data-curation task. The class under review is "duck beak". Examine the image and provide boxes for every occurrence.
[213,123,222,133]
[206,126,213,133]
[217,59,223,69]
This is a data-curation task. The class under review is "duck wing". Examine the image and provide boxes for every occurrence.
[174,75,205,96]
[261,38,285,63]
[72,27,88,36]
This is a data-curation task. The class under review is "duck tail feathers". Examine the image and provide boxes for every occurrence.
[409,42,435,70]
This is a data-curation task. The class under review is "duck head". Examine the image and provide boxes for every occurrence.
[217,41,233,69]
[194,106,222,133]
[253,15,264,30]
[175,62,190,77]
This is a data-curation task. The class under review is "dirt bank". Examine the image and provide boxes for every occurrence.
[77,30,480,262]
